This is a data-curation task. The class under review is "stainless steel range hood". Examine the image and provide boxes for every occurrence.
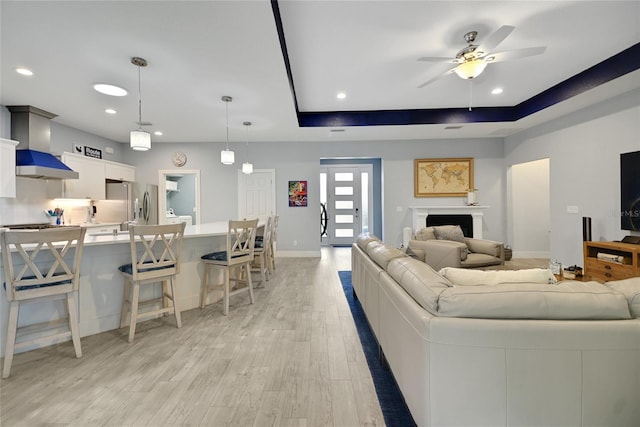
[8,105,79,179]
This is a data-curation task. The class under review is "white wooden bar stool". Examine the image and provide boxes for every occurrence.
[269,214,278,272]
[118,222,185,343]
[200,219,258,315]
[1,226,86,378]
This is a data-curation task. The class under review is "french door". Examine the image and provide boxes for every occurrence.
[320,165,373,246]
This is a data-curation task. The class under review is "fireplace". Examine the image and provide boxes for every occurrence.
[408,206,488,242]
[426,214,473,237]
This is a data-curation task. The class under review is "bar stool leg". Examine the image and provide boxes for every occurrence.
[200,265,209,309]
[246,263,254,305]
[223,270,230,316]
[120,278,131,329]
[128,284,140,343]
[3,301,19,378]
[170,277,182,328]
[67,292,82,358]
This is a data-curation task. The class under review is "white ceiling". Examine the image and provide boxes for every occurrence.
[1,1,639,146]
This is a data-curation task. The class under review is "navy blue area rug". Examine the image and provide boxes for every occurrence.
[338,270,416,427]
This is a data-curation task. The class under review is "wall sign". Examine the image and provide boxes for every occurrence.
[84,146,102,159]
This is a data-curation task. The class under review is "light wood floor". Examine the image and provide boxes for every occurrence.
[1,247,387,427]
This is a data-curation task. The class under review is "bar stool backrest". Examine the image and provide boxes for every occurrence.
[126,223,186,282]
[1,227,87,301]
[227,219,258,266]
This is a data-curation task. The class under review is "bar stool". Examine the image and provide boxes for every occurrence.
[118,222,185,343]
[200,219,258,315]
[1,226,86,378]
[252,216,273,287]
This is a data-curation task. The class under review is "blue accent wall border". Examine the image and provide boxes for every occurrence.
[271,0,640,128]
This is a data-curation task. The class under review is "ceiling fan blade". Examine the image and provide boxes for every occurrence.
[417,67,457,88]
[417,56,457,63]
[477,25,515,54]
[485,46,546,63]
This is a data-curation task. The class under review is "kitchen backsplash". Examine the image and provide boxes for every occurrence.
[0,177,93,225]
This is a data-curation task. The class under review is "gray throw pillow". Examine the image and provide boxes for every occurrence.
[434,225,466,244]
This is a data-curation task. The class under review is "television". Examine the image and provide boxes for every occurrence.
[620,150,640,231]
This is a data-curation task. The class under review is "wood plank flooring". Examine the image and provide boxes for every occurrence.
[1,247,385,426]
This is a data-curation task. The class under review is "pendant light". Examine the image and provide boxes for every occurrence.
[130,57,151,151]
[220,96,235,165]
[242,121,253,174]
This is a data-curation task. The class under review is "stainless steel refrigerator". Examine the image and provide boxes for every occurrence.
[102,182,159,225]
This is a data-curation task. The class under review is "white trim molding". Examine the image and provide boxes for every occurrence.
[409,205,489,241]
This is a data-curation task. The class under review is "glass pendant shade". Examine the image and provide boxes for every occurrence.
[221,148,235,165]
[454,60,487,79]
[242,162,253,174]
[130,129,151,151]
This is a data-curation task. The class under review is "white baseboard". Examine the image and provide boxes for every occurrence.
[512,251,551,259]
[275,250,321,258]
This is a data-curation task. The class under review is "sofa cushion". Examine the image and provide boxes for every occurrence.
[465,238,502,257]
[405,245,424,261]
[439,267,556,286]
[434,225,466,244]
[366,240,406,270]
[356,232,380,251]
[386,257,452,315]
[437,281,632,320]
[409,239,467,261]
[605,277,640,318]
[415,226,437,241]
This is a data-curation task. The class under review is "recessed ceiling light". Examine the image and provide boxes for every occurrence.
[492,87,504,95]
[154,131,163,136]
[16,67,33,76]
[105,108,117,114]
[93,83,127,97]
[336,92,346,100]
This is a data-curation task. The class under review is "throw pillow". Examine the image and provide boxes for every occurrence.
[415,227,436,241]
[434,225,466,244]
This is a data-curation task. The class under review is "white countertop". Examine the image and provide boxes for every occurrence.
[83,221,230,246]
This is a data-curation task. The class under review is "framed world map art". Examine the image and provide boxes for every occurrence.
[414,157,474,197]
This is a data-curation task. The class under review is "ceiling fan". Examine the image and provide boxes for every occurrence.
[417,25,546,88]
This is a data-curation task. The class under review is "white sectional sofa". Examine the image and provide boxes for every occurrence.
[351,233,640,427]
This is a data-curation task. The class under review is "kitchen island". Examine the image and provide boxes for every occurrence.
[0,221,241,354]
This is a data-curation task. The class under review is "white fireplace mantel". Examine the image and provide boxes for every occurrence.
[408,206,489,240]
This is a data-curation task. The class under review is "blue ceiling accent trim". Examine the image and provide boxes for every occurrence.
[514,42,640,119]
[271,0,300,116]
[298,107,516,127]
[271,1,640,128]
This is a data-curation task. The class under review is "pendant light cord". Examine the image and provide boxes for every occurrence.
[137,65,143,130]
[225,101,230,150]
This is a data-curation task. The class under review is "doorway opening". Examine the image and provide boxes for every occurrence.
[320,158,382,246]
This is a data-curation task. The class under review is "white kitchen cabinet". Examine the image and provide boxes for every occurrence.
[0,138,18,198]
[59,153,106,200]
[49,153,137,200]
[105,162,135,182]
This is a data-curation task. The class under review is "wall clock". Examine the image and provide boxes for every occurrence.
[171,151,187,167]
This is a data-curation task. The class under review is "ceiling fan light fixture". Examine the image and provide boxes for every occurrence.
[454,60,487,79]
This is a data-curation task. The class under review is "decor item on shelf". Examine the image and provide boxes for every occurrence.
[130,57,151,151]
[466,188,478,205]
[288,180,307,207]
[242,121,253,174]
[220,96,234,165]
[414,158,474,197]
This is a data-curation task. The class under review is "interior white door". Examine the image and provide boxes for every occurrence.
[324,165,373,246]
[238,169,276,220]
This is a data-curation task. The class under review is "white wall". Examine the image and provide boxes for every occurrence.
[505,89,640,267]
